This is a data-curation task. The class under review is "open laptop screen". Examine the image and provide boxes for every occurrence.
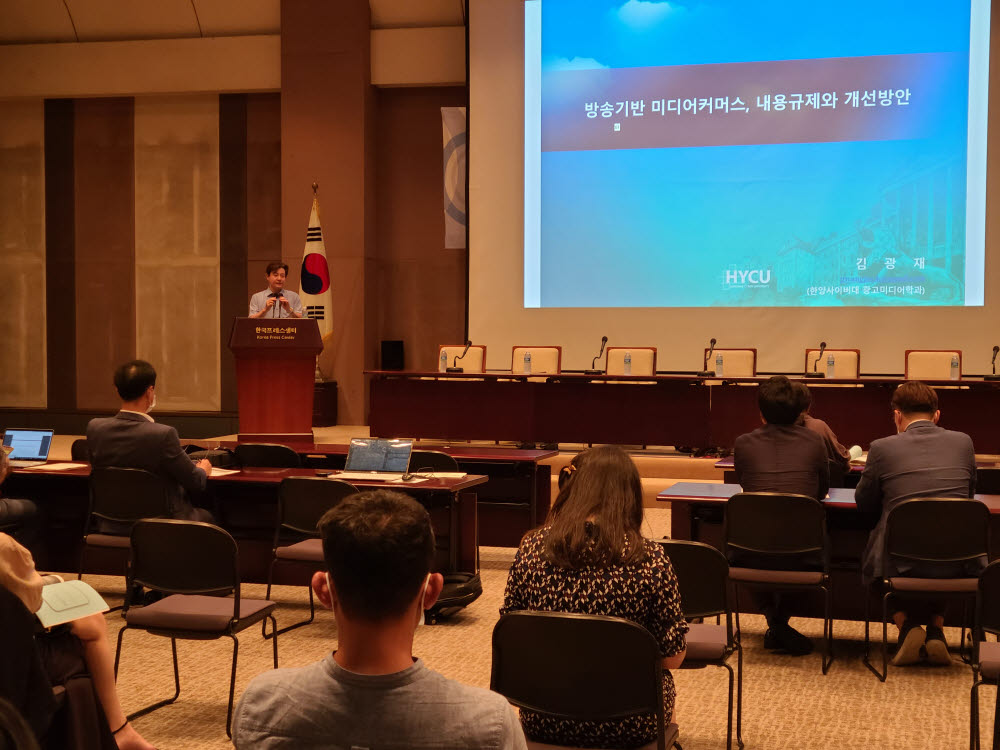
[345,438,413,473]
[2,429,54,461]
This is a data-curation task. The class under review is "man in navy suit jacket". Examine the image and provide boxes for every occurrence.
[86,360,214,523]
[855,380,977,667]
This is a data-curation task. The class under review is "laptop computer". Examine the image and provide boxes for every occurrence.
[335,438,414,480]
[3,428,54,467]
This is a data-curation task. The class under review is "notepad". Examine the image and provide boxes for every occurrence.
[36,580,109,629]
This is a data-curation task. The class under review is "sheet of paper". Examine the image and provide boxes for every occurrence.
[210,467,241,477]
[36,580,109,629]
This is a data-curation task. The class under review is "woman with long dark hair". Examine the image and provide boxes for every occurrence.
[502,446,687,748]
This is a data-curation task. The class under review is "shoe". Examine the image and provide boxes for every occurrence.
[764,623,814,656]
[891,621,925,666]
[924,625,952,666]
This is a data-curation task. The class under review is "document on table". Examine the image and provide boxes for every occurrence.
[210,467,241,477]
[22,462,87,471]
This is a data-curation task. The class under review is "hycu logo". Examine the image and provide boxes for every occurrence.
[725,269,772,286]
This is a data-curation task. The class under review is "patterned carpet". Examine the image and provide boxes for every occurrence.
[72,508,988,749]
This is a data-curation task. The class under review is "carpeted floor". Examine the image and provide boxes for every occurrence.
[73,507,987,749]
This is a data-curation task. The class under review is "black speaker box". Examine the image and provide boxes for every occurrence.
[381,340,404,370]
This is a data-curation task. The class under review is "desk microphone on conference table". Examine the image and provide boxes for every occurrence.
[585,336,608,375]
[447,340,472,373]
[986,345,1000,381]
[805,341,827,378]
[697,337,717,377]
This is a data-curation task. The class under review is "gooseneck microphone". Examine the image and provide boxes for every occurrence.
[806,341,827,378]
[585,336,609,375]
[269,290,282,318]
[698,338,717,377]
[447,340,473,373]
[987,345,1000,381]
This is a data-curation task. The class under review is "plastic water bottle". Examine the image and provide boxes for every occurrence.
[826,353,835,379]
[439,349,448,372]
[624,351,632,376]
[950,354,960,380]
[715,353,724,377]
[523,351,532,375]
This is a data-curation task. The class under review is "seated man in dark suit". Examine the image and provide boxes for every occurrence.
[86,360,214,524]
[734,375,829,655]
[855,380,977,666]
[793,382,852,488]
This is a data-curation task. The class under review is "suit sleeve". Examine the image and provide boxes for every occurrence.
[732,435,746,486]
[854,444,882,513]
[161,427,207,494]
[815,439,830,500]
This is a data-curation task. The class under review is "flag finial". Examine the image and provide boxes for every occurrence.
[312,182,319,195]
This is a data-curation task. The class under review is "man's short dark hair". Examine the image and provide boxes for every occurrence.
[318,490,434,622]
[793,381,812,413]
[892,380,938,415]
[265,262,289,276]
[758,375,801,425]
[113,360,156,401]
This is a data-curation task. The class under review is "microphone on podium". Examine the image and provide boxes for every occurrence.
[585,336,609,375]
[447,340,473,373]
[698,337,717,377]
[986,345,1000,381]
[805,341,827,378]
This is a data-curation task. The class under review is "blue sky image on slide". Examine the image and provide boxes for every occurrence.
[529,0,983,307]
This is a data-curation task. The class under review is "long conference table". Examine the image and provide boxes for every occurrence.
[8,464,487,584]
[660,481,1000,622]
[367,370,1000,451]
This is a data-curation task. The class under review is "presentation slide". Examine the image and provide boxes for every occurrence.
[523,0,990,309]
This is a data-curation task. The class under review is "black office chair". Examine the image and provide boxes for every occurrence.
[971,560,1000,750]
[264,477,357,637]
[233,443,301,468]
[408,450,460,473]
[491,611,680,750]
[976,468,1000,495]
[78,467,172,602]
[724,491,834,674]
[114,519,278,738]
[659,539,743,750]
[70,438,89,462]
[863,498,989,682]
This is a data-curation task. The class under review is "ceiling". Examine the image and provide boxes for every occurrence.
[0,0,467,44]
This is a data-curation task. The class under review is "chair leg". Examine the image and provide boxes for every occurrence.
[262,556,277,638]
[862,583,886,681]
[270,615,279,668]
[735,641,744,749]
[126,638,182,722]
[269,582,318,639]
[970,679,981,750]
[821,584,834,675]
[992,679,1000,750]
[113,625,127,678]
[226,635,239,739]
[722,662,734,750]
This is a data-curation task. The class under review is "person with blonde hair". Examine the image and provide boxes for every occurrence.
[502,445,687,748]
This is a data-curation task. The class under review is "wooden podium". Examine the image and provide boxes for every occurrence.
[229,317,323,441]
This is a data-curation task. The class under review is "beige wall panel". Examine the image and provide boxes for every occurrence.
[0,36,280,99]
[371,27,466,87]
[134,95,220,411]
[0,99,46,408]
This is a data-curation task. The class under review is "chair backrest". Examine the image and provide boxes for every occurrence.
[129,519,239,603]
[491,611,665,748]
[885,498,989,568]
[705,348,756,377]
[904,349,961,380]
[606,347,657,376]
[408,450,460,473]
[657,539,730,621]
[511,346,561,375]
[70,438,89,462]
[277,477,357,536]
[438,345,486,373]
[976,560,1000,638]
[804,348,860,379]
[234,443,302,468]
[88,467,172,525]
[724,492,827,566]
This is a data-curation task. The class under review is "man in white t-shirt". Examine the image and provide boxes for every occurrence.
[233,490,526,750]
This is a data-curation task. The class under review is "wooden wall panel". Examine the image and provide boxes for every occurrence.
[375,87,467,372]
[44,99,75,410]
[246,92,282,299]
[281,0,373,425]
[74,97,135,410]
